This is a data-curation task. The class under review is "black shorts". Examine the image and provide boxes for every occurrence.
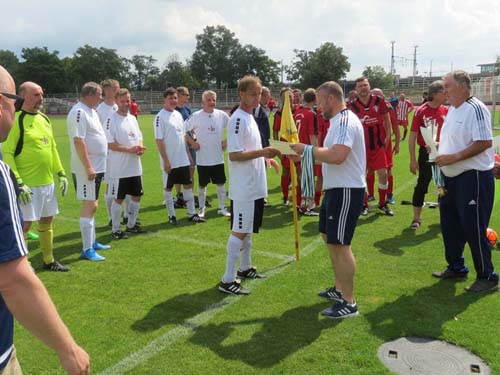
[230,198,264,234]
[117,176,143,200]
[165,166,192,189]
[319,188,364,245]
[197,164,226,186]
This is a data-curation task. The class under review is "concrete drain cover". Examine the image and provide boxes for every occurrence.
[378,337,491,375]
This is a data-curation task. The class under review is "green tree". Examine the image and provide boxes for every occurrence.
[129,55,160,90]
[362,65,394,90]
[17,47,70,93]
[235,45,280,86]
[191,25,242,88]
[158,55,199,90]
[70,45,131,89]
[0,50,20,81]
[287,43,350,88]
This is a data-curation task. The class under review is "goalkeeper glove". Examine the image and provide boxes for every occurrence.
[18,184,33,205]
[58,173,68,197]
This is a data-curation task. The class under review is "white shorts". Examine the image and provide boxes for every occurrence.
[20,183,59,221]
[73,173,104,201]
[230,200,264,234]
[106,178,119,198]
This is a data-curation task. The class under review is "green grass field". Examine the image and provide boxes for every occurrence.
[13,113,500,374]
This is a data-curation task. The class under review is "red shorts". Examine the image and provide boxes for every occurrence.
[314,164,322,177]
[367,147,388,171]
[385,141,393,168]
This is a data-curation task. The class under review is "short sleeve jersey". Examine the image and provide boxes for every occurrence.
[439,97,493,177]
[96,102,117,128]
[316,108,330,147]
[67,102,108,174]
[396,99,414,121]
[322,109,366,189]
[0,161,28,371]
[104,112,143,178]
[1,111,64,186]
[294,107,317,144]
[411,103,448,147]
[185,109,229,166]
[153,109,190,169]
[227,108,267,201]
[349,95,389,151]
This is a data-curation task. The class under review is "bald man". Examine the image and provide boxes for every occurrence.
[0,66,90,375]
[2,81,70,271]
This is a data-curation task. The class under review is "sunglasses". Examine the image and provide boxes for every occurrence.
[0,92,24,112]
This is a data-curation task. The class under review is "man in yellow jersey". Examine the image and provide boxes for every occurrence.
[2,81,70,271]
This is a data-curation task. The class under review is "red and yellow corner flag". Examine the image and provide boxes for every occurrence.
[279,91,300,260]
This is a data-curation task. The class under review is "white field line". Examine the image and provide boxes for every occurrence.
[56,215,292,261]
[97,236,323,375]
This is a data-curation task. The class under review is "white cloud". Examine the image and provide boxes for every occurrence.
[3,0,500,79]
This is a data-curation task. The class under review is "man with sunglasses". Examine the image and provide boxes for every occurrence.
[0,65,90,375]
[2,81,69,272]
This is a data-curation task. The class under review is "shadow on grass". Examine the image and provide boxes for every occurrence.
[373,223,441,256]
[131,288,226,332]
[365,279,482,341]
[189,302,338,368]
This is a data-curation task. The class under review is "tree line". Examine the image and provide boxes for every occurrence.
[0,24,397,94]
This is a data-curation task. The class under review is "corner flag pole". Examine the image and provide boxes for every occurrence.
[279,91,300,260]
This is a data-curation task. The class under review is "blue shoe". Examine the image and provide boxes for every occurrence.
[93,241,111,250]
[80,248,106,261]
[387,194,396,205]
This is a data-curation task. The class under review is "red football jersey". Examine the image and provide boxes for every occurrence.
[396,99,414,121]
[349,95,389,151]
[273,109,282,133]
[316,108,329,147]
[294,107,317,144]
[411,103,448,147]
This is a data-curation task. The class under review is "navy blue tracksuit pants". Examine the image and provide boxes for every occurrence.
[439,169,498,280]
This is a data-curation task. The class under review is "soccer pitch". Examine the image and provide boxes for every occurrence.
[14,114,500,374]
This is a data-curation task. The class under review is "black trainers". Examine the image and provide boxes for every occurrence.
[378,204,394,216]
[322,300,359,319]
[169,216,178,225]
[432,269,468,280]
[123,217,141,225]
[237,267,266,279]
[205,200,212,208]
[43,260,69,272]
[465,279,499,293]
[125,224,147,234]
[303,208,319,216]
[188,214,206,223]
[174,199,187,208]
[218,281,251,295]
[367,195,375,202]
[111,230,129,240]
[360,206,369,216]
[318,286,343,302]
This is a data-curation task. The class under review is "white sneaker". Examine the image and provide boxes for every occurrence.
[198,207,206,218]
[217,207,231,217]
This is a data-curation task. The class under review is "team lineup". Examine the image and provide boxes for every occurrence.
[0,64,499,374]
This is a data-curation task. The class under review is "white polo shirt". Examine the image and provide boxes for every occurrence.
[439,97,493,177]
[185,109,229,166]
[322,109,366,189]
[67,102,108,174]
[153,108,190,169]
[104,112,143,178]
[227,108,267,201]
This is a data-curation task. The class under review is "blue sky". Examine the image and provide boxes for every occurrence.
[4,0,499,79]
